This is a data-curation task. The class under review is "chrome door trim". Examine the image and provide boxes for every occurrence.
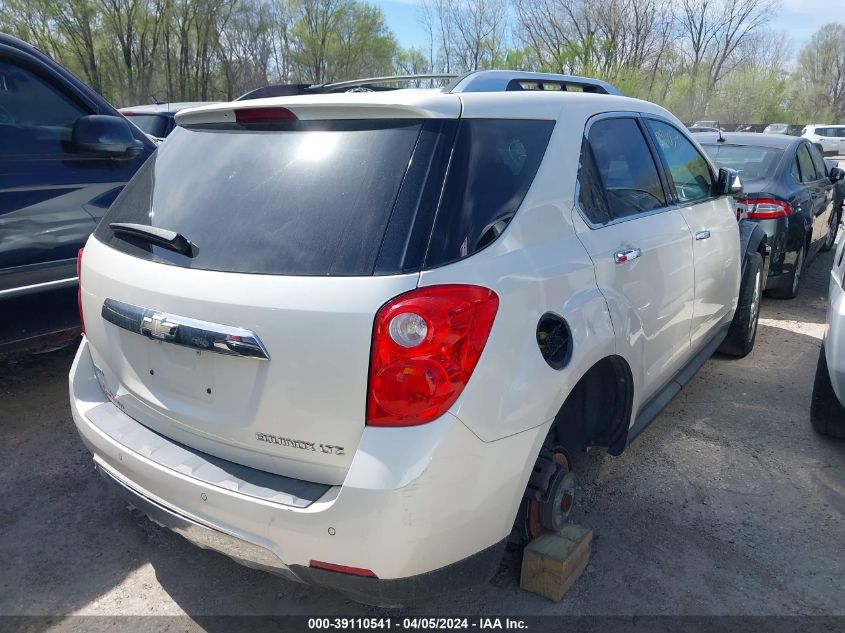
[101,298,270,360]
[614,247,642,264]
[0,276,78,299]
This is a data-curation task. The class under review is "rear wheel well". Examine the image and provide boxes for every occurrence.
[756,236,768,260]
[551,355,634,457]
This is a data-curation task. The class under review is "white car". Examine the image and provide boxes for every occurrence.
[69,71,768,605]
[802,124,845,157]
[763,123,789,134]
[811,236,845,437]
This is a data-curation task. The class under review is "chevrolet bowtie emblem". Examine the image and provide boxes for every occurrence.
[142,313,178,340]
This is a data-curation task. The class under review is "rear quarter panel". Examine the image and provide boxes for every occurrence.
[418,102,618,442]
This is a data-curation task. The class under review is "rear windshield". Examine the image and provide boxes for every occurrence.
[124,114,169,138]
[701,144,783,181]
[95,117,554,276]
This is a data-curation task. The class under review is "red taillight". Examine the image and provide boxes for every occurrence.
[309,560,378,578]
[77,247,85,334]
[367,285,499,427]
[235,107,297,124]
[741,197,793,220]
[121,111,136,116]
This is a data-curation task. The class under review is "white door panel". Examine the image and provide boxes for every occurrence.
[677,197,741,347]
[574,209,694,400]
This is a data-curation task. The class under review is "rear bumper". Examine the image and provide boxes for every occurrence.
[70,338,544,605]
[95,458,506,606]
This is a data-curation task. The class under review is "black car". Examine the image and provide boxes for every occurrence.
[0,33,155,347]
[119,102,218,141]
[698,132,843,299]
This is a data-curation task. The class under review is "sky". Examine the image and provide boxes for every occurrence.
[372,0,841,57]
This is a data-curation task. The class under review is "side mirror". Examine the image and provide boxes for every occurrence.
[718,167,743,196]
[72,115,143,157]
[830,166,844,183]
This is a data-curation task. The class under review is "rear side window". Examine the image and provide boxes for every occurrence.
[808,143,828,178]
[577,117,666,224]
[425,119,554,267]
[797,144,817,183]
[791,156,801,181]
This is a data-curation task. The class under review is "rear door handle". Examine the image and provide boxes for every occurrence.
[614,247,641,264]
[695,230,711,241]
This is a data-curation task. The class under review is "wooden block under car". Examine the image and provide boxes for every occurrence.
[519,525,592,602]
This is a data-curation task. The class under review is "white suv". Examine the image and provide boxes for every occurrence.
[802,124,845,156]
[811,235,845,437]
[69,71,767,606]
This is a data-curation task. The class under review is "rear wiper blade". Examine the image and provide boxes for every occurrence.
[109,222,197,257]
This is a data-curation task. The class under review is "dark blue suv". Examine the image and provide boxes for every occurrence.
[0,33,155,347]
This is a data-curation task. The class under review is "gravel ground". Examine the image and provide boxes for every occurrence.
[1,241,844,624]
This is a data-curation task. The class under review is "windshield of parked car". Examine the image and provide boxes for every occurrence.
[701,144,783,181]
[122,113,169,138]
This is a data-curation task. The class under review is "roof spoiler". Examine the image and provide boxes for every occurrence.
[235,70,622,100]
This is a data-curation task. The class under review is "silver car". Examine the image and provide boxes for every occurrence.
[811,235,845,437]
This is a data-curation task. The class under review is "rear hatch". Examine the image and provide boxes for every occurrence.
[82,97,460,485]
[81,94,555,486]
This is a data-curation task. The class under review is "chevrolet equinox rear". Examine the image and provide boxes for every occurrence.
[70,71,763,606]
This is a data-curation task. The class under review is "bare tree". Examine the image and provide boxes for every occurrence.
[796,22,845,122]
[676,0,780,112]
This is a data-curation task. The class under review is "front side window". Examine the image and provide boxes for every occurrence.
[647,119,715,204]
[577,117,666,224]
[0,58,88,156]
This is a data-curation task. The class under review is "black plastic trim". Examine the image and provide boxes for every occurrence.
[625,323,729,447]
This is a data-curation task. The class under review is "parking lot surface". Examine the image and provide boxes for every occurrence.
[1,244,844,620]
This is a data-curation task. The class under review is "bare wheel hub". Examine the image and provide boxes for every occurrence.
[518,448,577,542]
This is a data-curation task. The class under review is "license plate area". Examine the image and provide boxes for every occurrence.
[145,339,214,403]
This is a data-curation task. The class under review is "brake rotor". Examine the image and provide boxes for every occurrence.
[520,448,575,542]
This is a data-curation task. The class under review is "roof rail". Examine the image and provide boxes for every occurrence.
[318,74,457,92]
[444,70,622,96]
[234,70,621,101]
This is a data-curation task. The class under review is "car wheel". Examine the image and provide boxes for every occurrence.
[821,209,840,252]
[810,345,845,438]
[768,244,805,300]
[719,251,763,358]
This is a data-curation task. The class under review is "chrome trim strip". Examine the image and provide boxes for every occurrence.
[101,298,270,360]
[0,276,78,299]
